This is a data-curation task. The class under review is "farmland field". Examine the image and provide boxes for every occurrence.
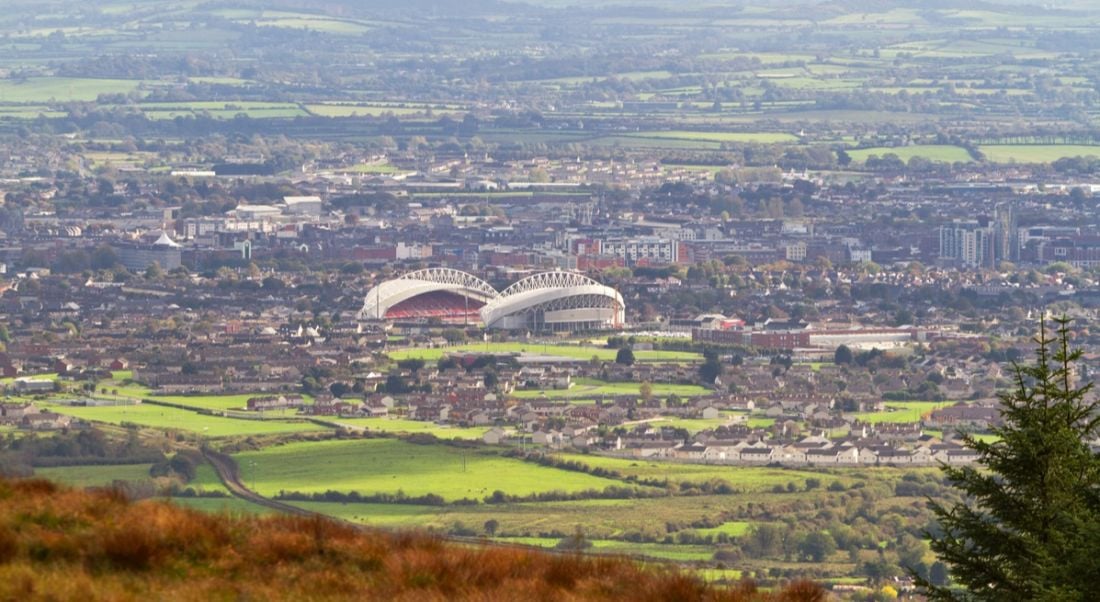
[979,145,1100,163]
[0,77,145,102]
[235,438,646,501]
[33,463,153,488]
[628,131,798,144]
[285,487,869,542]
[554,453,853,490]
[168,497,273,515]
[851,401,952,424]
[846,145,973,163]
[43,402,326,437]
[329,417,491,440]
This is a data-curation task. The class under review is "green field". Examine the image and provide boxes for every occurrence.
[555,453,844,490]
[168,497,273,515]
[649,414,746,434]
[329,417,491,440]
[847,145,973,163]
[345,162,405,174]
[692,521,752,537]
[33,463,153,488]
[979,145,1100,163]
[236,439,643,501]
[851,401,952,424]
[148,394,304,412]
[43,402,326,437]
[189,462,232,495]
[290,500,441,527]
[0,77,144,102]
[387,343,699,363]
[628,131,798,144]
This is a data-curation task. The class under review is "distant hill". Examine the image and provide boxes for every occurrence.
[0,477,825,601]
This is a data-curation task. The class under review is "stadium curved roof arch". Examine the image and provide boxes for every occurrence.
[362,269,625,331]
[481,271,625,331]
[360,268,499,322]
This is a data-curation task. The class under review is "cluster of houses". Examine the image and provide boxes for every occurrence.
[245,393,390,418]
[483,420,981,467]
[625,427,980,466]
[0,402,73,431]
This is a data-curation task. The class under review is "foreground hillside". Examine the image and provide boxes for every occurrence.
[0,478,824,601]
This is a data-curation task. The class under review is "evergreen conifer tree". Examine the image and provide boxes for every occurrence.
[916,318,1100,600]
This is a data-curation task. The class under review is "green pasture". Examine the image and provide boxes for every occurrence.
[43,402,325,437]
[257,17,370,34]
[979,145,1100,163]
[0,77,144,102]
[189,462,231,495]
[847,145,973,163]
[648,414,745,434]
[305,103,440,117]
[345,162,404,174]
[691,521,752,538]
[386,343,699,363]
[554,453,844,491]
[286,491,841,541]
[851,401,952,425]
[235,439,643,501]
[586,135,722,150]
[330,417,491,440]
[628,131,798,144]
[33,463,153,488]
[148,394,290,412]
[0,106,66,119]
[290,501,440,528]
[169,497,273,515]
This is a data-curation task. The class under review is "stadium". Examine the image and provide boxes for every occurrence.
[361,268,625,331]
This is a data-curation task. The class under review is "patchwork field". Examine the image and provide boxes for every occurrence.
[329,417,492,440]
[554,454,856,490]
[43,402,325,437]
[0,77,145,102]
[847,145,973,163]
[626,131,799,144]
[33,463,153,488]
[979,144,1100,163]
[235,438,646,501]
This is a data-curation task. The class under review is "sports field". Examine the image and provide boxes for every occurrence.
[851,401,952,424]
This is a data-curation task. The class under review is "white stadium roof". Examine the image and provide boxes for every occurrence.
[361,269,625,331]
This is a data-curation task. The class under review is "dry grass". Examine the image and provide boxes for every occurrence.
[0,478,825,601]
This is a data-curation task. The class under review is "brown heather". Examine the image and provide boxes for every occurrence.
[0,478,826,601]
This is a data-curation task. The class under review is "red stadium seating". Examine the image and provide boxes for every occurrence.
[385,291,484,322]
